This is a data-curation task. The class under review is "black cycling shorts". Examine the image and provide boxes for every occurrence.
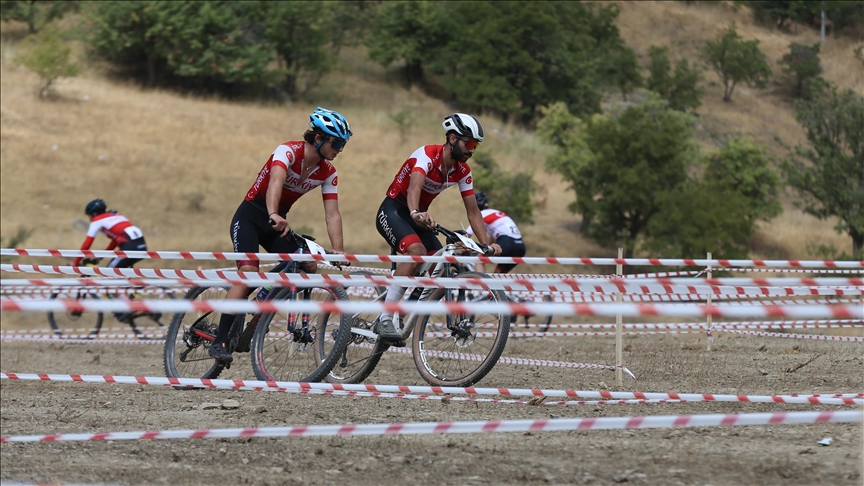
[375,197,442,255]
[107,237,147,268]
[230,200,300,269]
[494,235,526,274]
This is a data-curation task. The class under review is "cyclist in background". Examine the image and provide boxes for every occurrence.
[467,191,526,274]
[374,113,502,342]
[74,199,147,268]
[73,199,148,322]
[209,107,352,363]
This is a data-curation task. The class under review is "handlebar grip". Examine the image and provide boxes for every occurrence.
[481,244,495,256]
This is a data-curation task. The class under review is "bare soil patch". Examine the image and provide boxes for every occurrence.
[1,314,861,485]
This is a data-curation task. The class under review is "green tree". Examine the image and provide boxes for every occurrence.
[364,1,447,85]
[701,27,772,102]
[471,153,537,225]
[426,1,627,123]
[539,94,700,257]
[536,102,596,233]
[645,45,703,112]
[0,0,76,33]
[704,137,782,221]
[781,81,864,254]
[599,39,642,101]
[642,183,755,258]
[258,1,365,99]
[778,42,822,98]
[15,23,80,98]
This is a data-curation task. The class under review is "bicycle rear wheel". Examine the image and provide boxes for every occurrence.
[511,293,553,334]
[327,271,389,384]
[251,285,352,383]
[413,271,510,386]
[47,291,104,339]
[163,286,226,381]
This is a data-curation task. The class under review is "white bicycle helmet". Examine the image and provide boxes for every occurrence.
[442,113,484,142]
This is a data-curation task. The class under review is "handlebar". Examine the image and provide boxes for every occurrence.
[433,224,495,256]
[269,220,349,268]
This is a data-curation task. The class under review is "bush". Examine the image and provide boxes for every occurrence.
[15,23,80,98]
[701,27,771,102]
[645,45,703,112]
[778,42,822,98]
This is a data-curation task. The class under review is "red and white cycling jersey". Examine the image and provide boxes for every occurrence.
[385,144,474,210]
[75,213,144,265]
[245,141,338,214]
[467,208,522,240]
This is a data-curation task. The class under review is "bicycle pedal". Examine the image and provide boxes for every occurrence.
[384,338,407,348]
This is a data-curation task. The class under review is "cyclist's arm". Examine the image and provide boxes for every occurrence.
[407,171,436,228]
[322,198,344,252]
[464,195,492,246]
[266,164,290,236]
[73,235,97,266]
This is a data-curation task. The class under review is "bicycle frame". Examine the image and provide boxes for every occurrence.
[348,239,478,342]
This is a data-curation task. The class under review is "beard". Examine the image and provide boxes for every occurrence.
[451,142,472,162]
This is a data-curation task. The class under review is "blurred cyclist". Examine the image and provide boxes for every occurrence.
[466,191,526,274]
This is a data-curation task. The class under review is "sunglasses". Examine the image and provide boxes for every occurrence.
[329,137,347,150]
[461,138,479,150]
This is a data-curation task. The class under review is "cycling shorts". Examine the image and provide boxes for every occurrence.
[375,197,442,255]
[494,235,525,274]
[230,200,300,269]
[106,237,147,269]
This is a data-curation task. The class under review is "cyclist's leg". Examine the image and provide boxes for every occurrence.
[212,202,298,361]
[106,240,145,324]
[374,198,439,340]
[493,235,525,274]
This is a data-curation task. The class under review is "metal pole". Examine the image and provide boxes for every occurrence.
[615,247,623,386]
[820,6,826,46]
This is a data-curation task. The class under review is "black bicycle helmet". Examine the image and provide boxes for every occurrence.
[85,199,107,216]
[475,191,489,209]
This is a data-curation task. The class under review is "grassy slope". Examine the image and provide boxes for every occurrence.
[0,2,858,274]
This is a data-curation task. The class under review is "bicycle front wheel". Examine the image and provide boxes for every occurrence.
[413,271,510,386]
[251,285,352,383]
[327,271,389,384]
[163,286,226,380]
[47,291,103,339]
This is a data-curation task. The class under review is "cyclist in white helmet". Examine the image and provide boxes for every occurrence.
[373,113,502,342]
[209,107,352,363]
[467,192,526,274]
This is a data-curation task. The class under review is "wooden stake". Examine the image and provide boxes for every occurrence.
[616,247,623,386]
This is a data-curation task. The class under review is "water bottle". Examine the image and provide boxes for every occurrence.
[256,286,273,301]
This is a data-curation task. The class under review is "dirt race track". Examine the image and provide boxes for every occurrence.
[1,310,862,486]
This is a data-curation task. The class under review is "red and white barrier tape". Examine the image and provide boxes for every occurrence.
[1,410,859,442]
[722,268,863,275]
[3,373,862,403]
[2,297,861,319]
[5,276,859,297]
[4,248,863,268]
[720,329,864,342]
[2,266,861,288]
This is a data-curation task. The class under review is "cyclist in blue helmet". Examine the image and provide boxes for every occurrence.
[208,107,352,363]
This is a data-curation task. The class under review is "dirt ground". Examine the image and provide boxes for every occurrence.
[1,309,862,486]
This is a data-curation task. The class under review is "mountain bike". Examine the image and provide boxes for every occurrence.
[328,224,510,387]
[455,253,554,333]
[47,259,171,339]
[163,230,352,383]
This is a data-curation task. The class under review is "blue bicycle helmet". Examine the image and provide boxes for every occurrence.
[309,107,352,141]
[85,199,107,216]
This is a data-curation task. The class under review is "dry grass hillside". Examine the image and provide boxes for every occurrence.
[0,2,858,274]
